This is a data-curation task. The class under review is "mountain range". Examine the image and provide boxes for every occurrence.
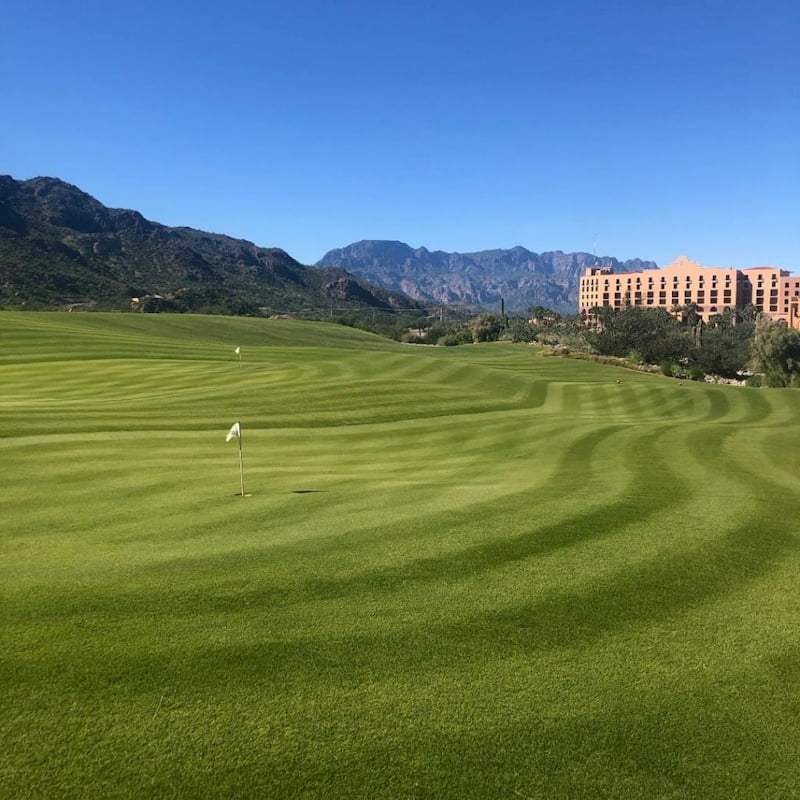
[1,175,658,317]
[0,176,421,315]
[316,241,657,314]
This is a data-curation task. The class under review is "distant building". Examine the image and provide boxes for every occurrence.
[579,255,800,327]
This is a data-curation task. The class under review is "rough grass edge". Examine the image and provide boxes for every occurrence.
[536,344,750,385]
[537,345,659,373]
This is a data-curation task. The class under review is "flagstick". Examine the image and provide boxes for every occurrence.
[237,426,245,496]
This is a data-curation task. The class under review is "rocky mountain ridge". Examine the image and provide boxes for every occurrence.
[1,175,658,318]
[0,176,422,315]
[317,240,658,314]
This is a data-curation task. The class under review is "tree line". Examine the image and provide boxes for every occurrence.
[364,303,800,388]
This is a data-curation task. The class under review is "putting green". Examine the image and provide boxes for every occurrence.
[1,311,799,799]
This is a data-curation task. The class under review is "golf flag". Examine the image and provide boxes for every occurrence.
[234,346,240,355]
[225,422,241,442]
[225,422,245,495]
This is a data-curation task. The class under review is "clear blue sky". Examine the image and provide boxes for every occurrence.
[4,0,798,268]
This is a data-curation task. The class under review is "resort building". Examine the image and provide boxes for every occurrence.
[579,255,800,327]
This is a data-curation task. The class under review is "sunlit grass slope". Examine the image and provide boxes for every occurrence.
[2,311,800,799]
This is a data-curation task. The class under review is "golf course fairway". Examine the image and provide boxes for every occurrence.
[2,310,799,799]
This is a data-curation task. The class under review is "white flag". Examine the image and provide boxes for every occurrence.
[234,346,240,355]
[225,422,241,442]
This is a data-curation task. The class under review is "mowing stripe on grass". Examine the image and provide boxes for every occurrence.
[2,312,800,799]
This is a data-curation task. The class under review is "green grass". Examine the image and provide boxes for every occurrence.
[2,310,800,799]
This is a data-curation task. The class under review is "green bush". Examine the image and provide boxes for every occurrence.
[502,317,536,343]
[438,333,460,346]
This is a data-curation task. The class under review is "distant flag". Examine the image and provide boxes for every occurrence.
[225,421,245,495]
[234,345,242,367]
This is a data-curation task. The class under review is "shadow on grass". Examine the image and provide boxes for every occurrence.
[17,423,789,645]
[700,388,730,422]
[22,518,791,695]
[13,424,707,627]
[279,651,800,800]
[181,520,798,684]
[18,425,643,620]
[277,425,681,601]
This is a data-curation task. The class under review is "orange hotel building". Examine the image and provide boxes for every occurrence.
[579,255,800,327]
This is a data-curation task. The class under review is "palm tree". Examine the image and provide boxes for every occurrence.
[677,302,704,348]
[590,305,615,330]
[681,302,702,328]
[736,304,760,325]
